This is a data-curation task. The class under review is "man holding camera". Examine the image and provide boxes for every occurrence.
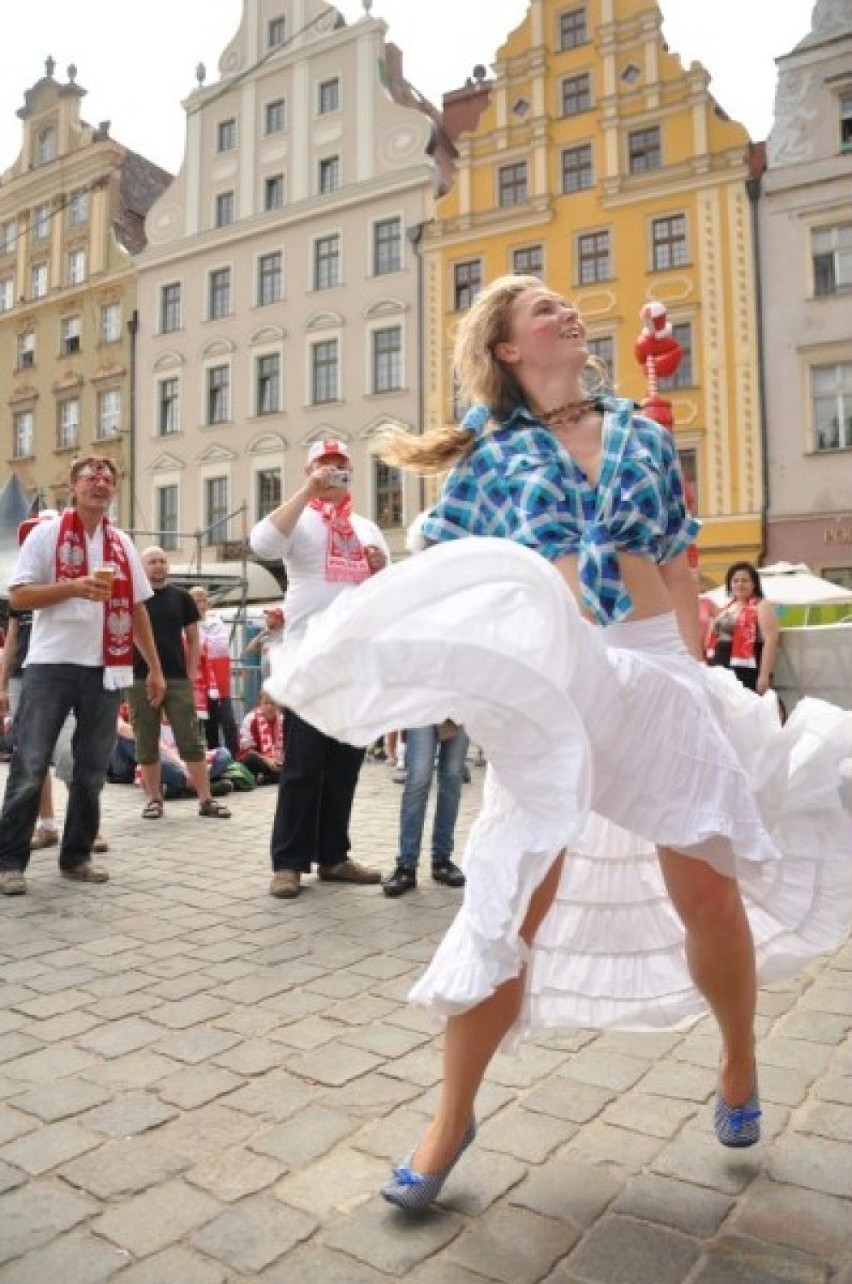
[249,440,389,899]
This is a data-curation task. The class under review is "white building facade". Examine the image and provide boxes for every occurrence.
[135,0,447,559]
[760,0,852,584]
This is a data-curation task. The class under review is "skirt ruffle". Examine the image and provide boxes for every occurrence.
[267,540,852,1039]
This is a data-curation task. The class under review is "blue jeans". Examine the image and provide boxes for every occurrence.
[398,724,470,871]
[0,665,120,872]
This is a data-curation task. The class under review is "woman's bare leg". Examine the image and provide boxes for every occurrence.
[657,846,757,1105]
[410,853,565,1174]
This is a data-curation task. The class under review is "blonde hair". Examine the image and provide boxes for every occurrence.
[382,274,607,474]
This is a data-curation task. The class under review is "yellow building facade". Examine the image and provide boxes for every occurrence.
[0,61,170,521]
[422,0,764,580]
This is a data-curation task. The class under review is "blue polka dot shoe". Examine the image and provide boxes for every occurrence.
[381,1120,476,1210]
[714,1080,762,1148]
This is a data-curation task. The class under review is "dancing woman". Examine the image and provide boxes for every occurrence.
[266,275,852,1209]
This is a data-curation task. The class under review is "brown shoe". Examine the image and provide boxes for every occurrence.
[30,826,59,850]
[92,834,109,854]
[270,869,300,899]
[318,860,381,884]
[61,862,109,884]
[0,870,27,896]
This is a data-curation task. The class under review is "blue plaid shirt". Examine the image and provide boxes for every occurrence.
[420,396,701,625]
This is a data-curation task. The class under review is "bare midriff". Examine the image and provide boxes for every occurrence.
[554,549,674,624]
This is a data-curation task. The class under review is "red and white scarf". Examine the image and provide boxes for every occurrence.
[240,709,284,761]
[55,509,134,689]
[308,496,370,583]
[709,597,760,669]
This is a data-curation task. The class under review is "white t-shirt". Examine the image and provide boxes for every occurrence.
[250,508,390,645]
[11,518,152,667]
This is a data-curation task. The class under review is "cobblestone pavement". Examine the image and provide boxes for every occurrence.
[0,757,850,1283]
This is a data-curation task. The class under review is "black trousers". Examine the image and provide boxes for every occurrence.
[270,707,365,872]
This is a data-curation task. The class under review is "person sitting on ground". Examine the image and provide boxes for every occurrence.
[238,691,284,785]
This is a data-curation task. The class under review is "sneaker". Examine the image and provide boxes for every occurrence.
[382,866,417,898]
[318,860,382,884]
[432,860,466,888]
[392,768,407,784]
[92,834,109,854]
[30,826,59,850]
[0,870,27,896]
[60,862,109,884]
[270,869,300,899]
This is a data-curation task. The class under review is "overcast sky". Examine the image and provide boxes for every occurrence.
[0,0,815,174]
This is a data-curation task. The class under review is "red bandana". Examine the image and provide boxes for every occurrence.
[55,509,135,678]
[308,496,370,583]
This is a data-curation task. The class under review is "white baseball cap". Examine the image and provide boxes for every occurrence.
[306,439,350,466]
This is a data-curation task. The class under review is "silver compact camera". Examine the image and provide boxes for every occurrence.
[327,467,350,487]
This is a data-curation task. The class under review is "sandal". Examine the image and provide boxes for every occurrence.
[198,797,231,819]
[142,798,164,819]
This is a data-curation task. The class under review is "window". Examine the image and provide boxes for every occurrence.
[629,126,661,173]
[57,398,80,449]
[258,251,282,305]
[217,119,237,152]
[67,248,86,285]
[158,377,180,436]
[100,302,121,344]
[374,459,402,529]
[160,282,181,333]
[813,224,852,296]
[314,234,341,290]
[207,365,230,424]
[157,485,179,550]
[18,331,35,369]
[13,411,34,459]
[208,268,231,320]
[454,259,482,311]
[97,389,121,439]
[318,78,340,114]
[372,326,402,394]
[311,339,339,404]
[68,190,88,226]
[265,98,286,134]
[841,94,852,151]
[373,217,402,275]
[256,353,281,415]
[319,156,340,195]
[31,262,48,299]
[1,219,16,254]
[559,7,587,49]
[36,126,56,165]
[658,322,694,390]
[215,191,235,228]
[562,144,594,193]
[577,230,611,284]
[256,468,282,519]
[652,214,688,270]
[268,15,286,48]
[513,245,543,275]
[60,315,81,355]
[587,335,614,383]
[498,162,528,207]
[813,362,852,451]
[33,203,50,241]
[0,276,12,313]
[562,72,591,115]
[678,449,698,510]
[205,477,230,544]
[264,175,284,210]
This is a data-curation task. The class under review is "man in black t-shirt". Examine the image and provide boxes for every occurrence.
[128,547,230,820]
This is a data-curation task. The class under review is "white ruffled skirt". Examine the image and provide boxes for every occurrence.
[267,540,852,1041]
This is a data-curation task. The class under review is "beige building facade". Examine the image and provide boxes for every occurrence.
[135,0,448,560]
[0,60,170,521]
[761,0,852,585]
